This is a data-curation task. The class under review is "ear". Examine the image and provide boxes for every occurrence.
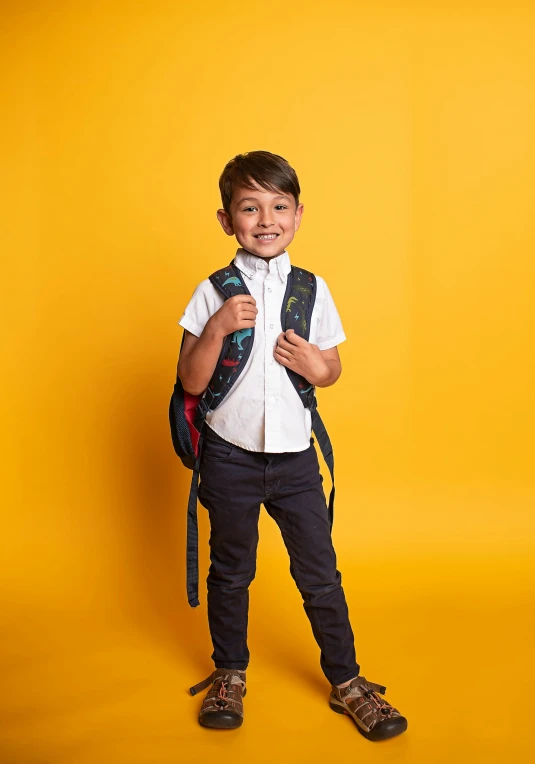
[294,202,304,231]
[217,208,235,236]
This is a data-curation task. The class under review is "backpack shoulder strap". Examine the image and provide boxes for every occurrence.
[194,261,255,421]
[281,265,336,532]
[282,265,317,335]
[280,264,317,407]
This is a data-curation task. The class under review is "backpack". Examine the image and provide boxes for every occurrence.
[170,260,336,607]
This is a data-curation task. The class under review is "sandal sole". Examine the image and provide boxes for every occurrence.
[329,698,408,741]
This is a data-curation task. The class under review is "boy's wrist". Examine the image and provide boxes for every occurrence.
[205,315,227,341]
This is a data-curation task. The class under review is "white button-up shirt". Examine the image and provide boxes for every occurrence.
[178,248,346,452]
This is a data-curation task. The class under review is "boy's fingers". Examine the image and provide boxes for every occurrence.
[276,332,292,349]
[275,336,295,359]
[229,295,256,307]
[275,347,292,360]
[274,351,290,366]
[284,329,306,345]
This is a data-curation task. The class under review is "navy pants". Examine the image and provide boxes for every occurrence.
[197,424,360,686]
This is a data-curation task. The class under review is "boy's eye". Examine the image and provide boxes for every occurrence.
[242,205,288,212]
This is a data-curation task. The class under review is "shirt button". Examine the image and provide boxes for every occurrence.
[268,287,272,292]
[269,323,274,329]
[269,397,276,404]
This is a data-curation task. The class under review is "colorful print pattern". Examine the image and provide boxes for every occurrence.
[206,263,317,410]
[282,268,317,402]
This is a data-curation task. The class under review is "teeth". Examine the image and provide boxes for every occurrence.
[257,234,278,240]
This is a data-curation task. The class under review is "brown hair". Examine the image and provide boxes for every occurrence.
[218,150,300,217]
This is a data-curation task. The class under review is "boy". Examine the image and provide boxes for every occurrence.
[177,151,407,741]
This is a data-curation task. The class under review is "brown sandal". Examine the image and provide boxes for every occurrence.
[190,668,247,729]
[329,675,407,741]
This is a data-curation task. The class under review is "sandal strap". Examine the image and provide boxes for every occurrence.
[189,668,246,696]
[189,672,215,696]
[362,677,387,695]
[346,675,387,695]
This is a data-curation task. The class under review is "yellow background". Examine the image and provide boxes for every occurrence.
[2,1,534,762]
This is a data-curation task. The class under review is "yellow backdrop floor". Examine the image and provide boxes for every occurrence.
[1,529,532,764]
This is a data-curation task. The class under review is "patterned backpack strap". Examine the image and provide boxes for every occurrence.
[194,261,255,422]
[281,265,336,533]
[280,265,317,408]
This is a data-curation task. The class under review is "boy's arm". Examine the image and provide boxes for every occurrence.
[177,324,225,396]
[317,346,342,387]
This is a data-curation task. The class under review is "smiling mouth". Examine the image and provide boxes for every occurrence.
[254,234,279,240]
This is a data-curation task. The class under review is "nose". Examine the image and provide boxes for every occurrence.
[258,209,275,227]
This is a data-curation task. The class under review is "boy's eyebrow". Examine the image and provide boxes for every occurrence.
[237,194,291,205]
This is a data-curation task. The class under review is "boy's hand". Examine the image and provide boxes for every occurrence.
[274,329,335,386]
[208,294,258,339]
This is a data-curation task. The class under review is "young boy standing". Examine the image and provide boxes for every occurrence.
[177,151,407,741]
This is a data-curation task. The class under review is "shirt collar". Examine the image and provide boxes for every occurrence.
[233,247,291,283]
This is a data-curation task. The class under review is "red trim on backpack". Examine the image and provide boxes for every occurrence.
[184,391,202,456]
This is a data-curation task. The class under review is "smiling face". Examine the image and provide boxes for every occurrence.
[217,182,304,260]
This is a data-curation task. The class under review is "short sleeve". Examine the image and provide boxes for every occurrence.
[178,278,224,338]
[314,277,347,350]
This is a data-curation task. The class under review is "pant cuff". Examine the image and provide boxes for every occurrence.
[214,661,248,671]
[330,666,361,686]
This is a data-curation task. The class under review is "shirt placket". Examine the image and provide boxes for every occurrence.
[263,268,281,451]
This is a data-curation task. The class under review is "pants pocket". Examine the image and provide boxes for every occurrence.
[202,437,236,461]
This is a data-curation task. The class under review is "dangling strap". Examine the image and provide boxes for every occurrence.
[309,399,336,529]
[186,431,204,607]
[189,671,215,696]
